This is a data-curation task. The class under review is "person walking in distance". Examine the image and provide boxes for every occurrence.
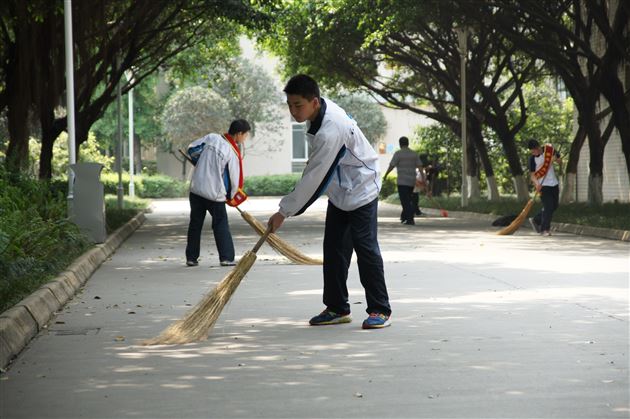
[267,74,392,329]
[382,136,424,225]
[185,119,251,267]
[527,139,562,236]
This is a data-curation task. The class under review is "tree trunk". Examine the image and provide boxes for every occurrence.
[486,176,500,201]
[561,172,577,203]
[586,121,604,205]
[588,173,603,205]
[465,136,480,200]
[468,175,480,200]
[513,175,529,201]
[599,72,630,177]
[5,95,30,173]
[469,116,500,200]
[561,125,586,203]
[494,126,527,200]
[38,109,55,180]
[4,2,33,173]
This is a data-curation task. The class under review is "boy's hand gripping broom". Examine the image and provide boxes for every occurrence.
[496,193,538,236]
[142,227,272,345]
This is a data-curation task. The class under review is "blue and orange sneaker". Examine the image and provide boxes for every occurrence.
[309,309,352,326]
[362,313,391,329]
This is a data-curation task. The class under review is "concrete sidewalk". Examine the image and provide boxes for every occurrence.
[1,197,628,418]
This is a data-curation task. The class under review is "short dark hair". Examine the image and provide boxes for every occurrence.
[283,74,320,100]
[228,119,251,135]
[527,139,540,149]
[399,136,409,147]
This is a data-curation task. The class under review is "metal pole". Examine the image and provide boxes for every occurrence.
[457,27,469,207]
[127,82,135,198]
[116,57,124,210]
[64,0,76,216]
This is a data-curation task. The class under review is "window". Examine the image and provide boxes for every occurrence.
[291,123,308,172]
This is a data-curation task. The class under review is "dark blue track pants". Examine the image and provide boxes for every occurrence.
[185,192,235,263]
[322,198,391,316]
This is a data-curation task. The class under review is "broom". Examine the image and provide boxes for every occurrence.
[235,207,322,265]
[496,193,538,235]
[178,148,321,265]
[142,227,272,345]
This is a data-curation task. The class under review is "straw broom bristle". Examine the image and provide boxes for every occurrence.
[142,251,258,345]
[497,198,535,235]
[239,210,322,265]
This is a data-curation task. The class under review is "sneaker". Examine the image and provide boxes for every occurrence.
[186,260,198,267]
[362,313,391,329]
[528,217,540,233]
[541,231,552,236]
[402,220,415,225]
[220,260,237,266]
[309,309,352,326]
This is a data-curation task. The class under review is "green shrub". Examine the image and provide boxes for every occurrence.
[100,173,188,198]
[140,174,188,198]
[0,169,91,312]
[0,167,151,312]
[244,174,301,196]
[380,176,397,199]
[104,195,151,232]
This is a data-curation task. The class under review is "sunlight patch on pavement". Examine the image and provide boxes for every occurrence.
[391,287,628,306]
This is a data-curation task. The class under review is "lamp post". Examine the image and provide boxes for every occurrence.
[456,26,469,207]
[116,56,123,210]
[63,0,76,215]
[124,70,135,198]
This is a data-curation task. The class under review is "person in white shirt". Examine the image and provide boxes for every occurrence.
[185,119,250,266]
[527,139,562,236]
[267,75,392,329]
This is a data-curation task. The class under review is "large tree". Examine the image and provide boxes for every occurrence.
[0,0,268,178]
[462,0,630,204]
[260,0,542,201]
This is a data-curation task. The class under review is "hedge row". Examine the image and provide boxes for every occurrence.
[61,172,394,199]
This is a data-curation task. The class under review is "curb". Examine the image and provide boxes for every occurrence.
[0,211,146,370]
[420,207,630,242]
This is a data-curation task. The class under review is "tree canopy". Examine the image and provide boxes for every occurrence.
[258,0,630,203]
[0,0,269,178]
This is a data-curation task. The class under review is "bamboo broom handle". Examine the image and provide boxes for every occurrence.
[252,226,272,254]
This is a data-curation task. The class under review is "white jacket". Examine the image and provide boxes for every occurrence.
[279,98,381,217]
[189,133,241,202]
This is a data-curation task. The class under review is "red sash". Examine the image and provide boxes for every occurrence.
[223,133,248,207]
[534,144,554,179]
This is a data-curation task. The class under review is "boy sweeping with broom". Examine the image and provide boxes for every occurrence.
[267,75,392,329]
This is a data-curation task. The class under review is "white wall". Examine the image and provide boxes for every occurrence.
[242,109,293,176]
[576,1,630,203]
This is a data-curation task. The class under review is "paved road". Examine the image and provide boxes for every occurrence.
[1,197,628,418]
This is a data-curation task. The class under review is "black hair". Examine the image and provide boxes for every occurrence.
[527,139,540,149]
[228,119,251,135]
[283,74,320,100]
[399,136,409,147]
